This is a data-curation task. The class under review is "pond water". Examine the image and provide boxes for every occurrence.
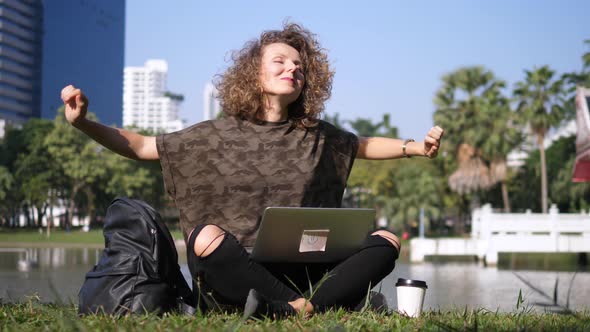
[1,247,589,312]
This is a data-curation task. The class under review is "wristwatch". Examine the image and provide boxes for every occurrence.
[402,139,415,158]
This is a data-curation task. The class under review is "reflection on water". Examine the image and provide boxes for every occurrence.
[0,248,100,271]
[385,263,590,312]
[1,248,589,312]
[0,248,101,303]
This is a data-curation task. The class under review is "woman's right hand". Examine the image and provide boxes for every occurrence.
[61,85,88,125]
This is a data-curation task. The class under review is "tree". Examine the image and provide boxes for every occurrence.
[479,84,522,212]
[88,126,167,222]
[549,136,590,212]
[348,154,444,233]
[563,40,590,122]
[347,114,399,138]
[0,124,25,171]
[433,66,518,211]
[379,114,398,139]
[510,135,590,213]
[0,166,13,225]
[564,40,590,88]
[387,159,443,232]
[0,125,23,226]
[514,65,566,213]
[163,91,184,102]
[102,152,164,208]
[347,159,396,208]
[348,117,382,137]
[45,108,107,228]
[14,119,58,227]
[552,157,590,212]
[0,166,12,201]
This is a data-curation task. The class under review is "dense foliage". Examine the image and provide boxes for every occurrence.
[0,108,168,229]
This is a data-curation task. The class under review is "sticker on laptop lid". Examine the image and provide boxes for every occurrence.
[299,229,329,252]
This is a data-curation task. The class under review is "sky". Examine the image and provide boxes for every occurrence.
[125,0,589,139]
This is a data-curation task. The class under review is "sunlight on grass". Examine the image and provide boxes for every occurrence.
[1,301,589,331]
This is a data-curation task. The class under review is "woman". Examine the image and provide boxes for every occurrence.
[61,23,443,318]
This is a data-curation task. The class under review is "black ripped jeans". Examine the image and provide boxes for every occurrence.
[187,224,399,312]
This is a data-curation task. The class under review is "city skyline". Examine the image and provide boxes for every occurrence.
[123,59,185,133]
[125,0,589,139]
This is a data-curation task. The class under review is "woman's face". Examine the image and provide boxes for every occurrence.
[259,43,305,104]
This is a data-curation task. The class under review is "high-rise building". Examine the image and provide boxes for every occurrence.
[123,59,185,133]
[41,0,125,126]
[203,82,221,121]
[0,0,43,127]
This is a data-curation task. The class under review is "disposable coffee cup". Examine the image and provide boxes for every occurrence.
[396,278,428,317]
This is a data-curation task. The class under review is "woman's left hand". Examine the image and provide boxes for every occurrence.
[423,126,444,158]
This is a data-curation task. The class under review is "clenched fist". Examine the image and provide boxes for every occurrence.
[423,126,444,158]
[61,85,89,125]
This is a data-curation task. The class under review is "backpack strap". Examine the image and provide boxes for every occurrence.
[180,302,197,315]
[171,262,198,315]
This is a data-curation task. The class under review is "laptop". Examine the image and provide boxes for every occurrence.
[250,207,376,263]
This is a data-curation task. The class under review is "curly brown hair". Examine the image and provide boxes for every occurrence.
[215,22,334,128]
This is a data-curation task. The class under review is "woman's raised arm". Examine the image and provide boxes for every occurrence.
[356,126,444,160]
[61,85,159,161]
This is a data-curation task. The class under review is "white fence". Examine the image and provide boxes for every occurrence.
[410,204,590,265]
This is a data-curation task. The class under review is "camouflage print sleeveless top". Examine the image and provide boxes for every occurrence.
[156,116,359,246]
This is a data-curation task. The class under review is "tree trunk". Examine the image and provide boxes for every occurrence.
[34,203,48,229]
[85,187,95,228]
[538,134,548,214]
[9,206,16,227]
[67,198,75,231]
[501,181,511,213]
[25,205,32,227]
[48,203,53,238]
[40,203,48,229]
[66,183,83,230]
[34,205,40,228]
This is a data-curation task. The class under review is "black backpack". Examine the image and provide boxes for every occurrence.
[78,197,195,315]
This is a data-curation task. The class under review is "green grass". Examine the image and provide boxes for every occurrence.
[1,301,589,331]
[0,229,185,246]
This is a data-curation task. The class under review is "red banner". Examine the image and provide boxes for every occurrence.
[573,87,590,182]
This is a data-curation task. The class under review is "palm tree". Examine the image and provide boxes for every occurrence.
[347,117,382,137]
[514,65,566,213]
[433,66,517,211]
[347,114,398,138]
[479,85,522,212]
[379,114,398,138]
[564,40,590,87]
[563,40,590,121]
